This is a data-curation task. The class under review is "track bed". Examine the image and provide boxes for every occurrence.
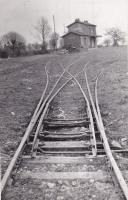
[1,47,128,200]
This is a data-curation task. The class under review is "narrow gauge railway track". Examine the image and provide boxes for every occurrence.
[1,54,128,200]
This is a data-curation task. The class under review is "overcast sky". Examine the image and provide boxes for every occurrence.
[0,0,127,44]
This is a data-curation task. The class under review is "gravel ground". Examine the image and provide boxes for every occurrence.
[1,47,128,199]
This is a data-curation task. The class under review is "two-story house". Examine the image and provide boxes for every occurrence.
[61,19,101,48]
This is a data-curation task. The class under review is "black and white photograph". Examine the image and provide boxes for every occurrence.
[0,0,128,199]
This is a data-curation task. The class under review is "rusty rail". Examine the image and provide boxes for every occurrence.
[60,62,97,156]
[1,54,92,192]
[85,60,128,200]
[31,60,92,155]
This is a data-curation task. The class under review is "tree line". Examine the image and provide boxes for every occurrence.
[0,16,60,58]
[0,16,126,58]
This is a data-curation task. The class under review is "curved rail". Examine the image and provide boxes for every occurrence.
[86,58,118,71]
[31,54,93,125]
[1,60,51,193]
[2,54,125,197]
[1,54,92,192]
[60,63,97,156]
[85,60,128,200]
[94,61,128,200]
[31,60,92,154]
[33,61,50,117]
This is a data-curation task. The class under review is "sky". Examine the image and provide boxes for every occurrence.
[0,0,128,44]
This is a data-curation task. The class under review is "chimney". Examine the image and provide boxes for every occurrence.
[75,18,80,22]
[84,20,88,23]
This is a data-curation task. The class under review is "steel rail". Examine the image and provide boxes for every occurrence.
[1,54,122,193]
[59,58,116,79]
[31,60,92,154]
[34,53,92,117]
[33,54,93,118]
[31,76,80,155]
[94,62,128,200]
[33,61,50,117]
[31,54,93,131]
[1,55,92,193]
[85,60,128,200]
[85,58,117,71]
[1,60,52,193]
[60,63,97,156]
[94,59,122,122]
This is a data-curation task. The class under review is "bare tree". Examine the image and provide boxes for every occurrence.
[49,32,59,50]
[103,38,111,47]
[33,17,51,50]
[0,32,26,57]
[105,28,125,46]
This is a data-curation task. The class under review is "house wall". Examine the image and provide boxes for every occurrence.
[81,36,97,48]
[86,37,91,47]
[87,25,96,36]
[81,36,90,48]
[68,23,96,36]
[63,33,81,47]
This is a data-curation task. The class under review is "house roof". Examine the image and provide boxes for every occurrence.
[61,31,101,38]
[61,31,88,38]
[67,20,96,28]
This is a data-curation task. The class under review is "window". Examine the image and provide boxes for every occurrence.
[89,27,95,35]
[89,28,91,34]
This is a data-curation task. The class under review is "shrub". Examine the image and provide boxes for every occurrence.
[0,50,8,58]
